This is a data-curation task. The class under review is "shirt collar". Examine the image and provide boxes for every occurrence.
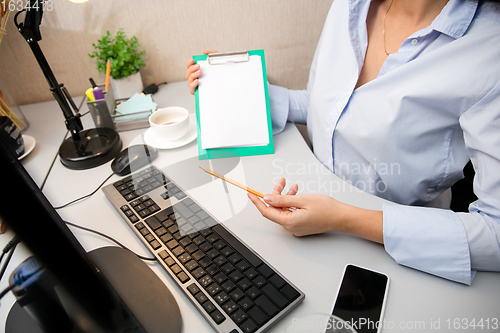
[429,0,479,39]
[350,0,479,40]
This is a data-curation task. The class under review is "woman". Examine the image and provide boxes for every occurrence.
[186,0,500,285]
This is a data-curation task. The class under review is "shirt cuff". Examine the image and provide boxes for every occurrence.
[383,202,474,285]
[268,84,289,135]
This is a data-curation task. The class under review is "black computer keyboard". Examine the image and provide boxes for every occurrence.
[102,166,304,333]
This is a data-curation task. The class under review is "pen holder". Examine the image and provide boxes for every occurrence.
[86,85,154,132]
[87,85,116,130]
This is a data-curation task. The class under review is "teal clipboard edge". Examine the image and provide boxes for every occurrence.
[193,49,274,160]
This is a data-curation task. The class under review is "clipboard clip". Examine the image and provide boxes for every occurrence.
[207,51,249,65]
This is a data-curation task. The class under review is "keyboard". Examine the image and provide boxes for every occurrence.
[102,166,305,333]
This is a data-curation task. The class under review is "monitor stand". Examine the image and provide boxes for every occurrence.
[5,246,182,333]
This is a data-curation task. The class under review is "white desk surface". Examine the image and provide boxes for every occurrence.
[1,81,499,332]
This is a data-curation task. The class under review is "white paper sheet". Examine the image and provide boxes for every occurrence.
[198,55,269,150]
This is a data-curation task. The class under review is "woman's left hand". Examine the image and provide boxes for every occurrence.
[248,177,384,243]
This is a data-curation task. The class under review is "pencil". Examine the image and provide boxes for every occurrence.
[104,59,111,93]
[199,167,291,211]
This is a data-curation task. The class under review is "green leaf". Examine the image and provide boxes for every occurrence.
[88,28,146,79]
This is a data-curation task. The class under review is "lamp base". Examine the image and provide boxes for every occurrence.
[59,128,122,170]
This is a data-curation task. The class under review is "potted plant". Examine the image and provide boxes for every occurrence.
[89,29,146,99]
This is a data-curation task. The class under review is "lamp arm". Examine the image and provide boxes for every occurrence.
[14,1,83,141]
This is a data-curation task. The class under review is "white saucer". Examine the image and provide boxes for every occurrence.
[144,114,197,149]
[18,135,36,160]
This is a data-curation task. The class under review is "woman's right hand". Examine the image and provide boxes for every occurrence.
[186,50,217,95]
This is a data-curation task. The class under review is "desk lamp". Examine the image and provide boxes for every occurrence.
[13,0,121,169]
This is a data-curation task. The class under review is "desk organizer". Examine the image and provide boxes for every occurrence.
[86,85,153,132]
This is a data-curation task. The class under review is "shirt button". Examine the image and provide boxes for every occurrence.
[411,39,418,45]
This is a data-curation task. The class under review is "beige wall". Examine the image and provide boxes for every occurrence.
[0,0,333,106]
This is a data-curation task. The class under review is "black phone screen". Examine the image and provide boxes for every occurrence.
[330,265,388,333]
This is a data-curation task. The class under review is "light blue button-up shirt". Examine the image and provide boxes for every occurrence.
[268,0,500,284]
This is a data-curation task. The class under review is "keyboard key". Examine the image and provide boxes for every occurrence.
[206,283,222,296]
[214,272,228,284]
[198,257,212,268]
[166,239,179,250]
[262,284,288,309]
[220,263,235,275]
[154,227,167,237]
[170,264,182,275]
[186,259,199,271]
[192,267,206,279]
[172,246,185,257]
[221,247,234,257]
[213,240,226,251]
[240,318,257,333]
[173,202,193,219]
[248,306,268,326]
[177,271,190,283]
[199,275,213,287]
[235,260,250,272]
[252,275,267,288]
[158,250,169,260]
[281,284,300,301]
[254,295,278,317]
[202,300,216,314]
[178,253,192,264]
[209,310,226,325]
[187,283,200,295]
[229,270,244,283]
[205,265,220,277]
[214,291,229,305]
[160,233,173,244]
[195,292,208,304]
[238,278,252,290]
[206,233,220,243]
[246,286,261,300]
[150,240,161,250]
[222,280,236,293]
[214,255,228,267]
[212,225,263,268]
[238,296,254,311]
[244,268,258,280]
[185,244,199,254]
[229,288,245,301]
[206,249,220,259]
[164,257,176,267]
[257,264,274,278]
[231,309,248,325]
[222,300,238,315]
[269,274,287,289]
[192,250,205,261]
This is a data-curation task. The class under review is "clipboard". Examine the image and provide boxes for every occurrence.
[193,50,274,160]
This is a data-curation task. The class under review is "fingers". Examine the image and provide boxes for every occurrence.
[272,177,286,195]
[187,63,201,95]
[286,183,299,196]
[186,51,218,95]
[263,193,304,209]
[248,193,290,225]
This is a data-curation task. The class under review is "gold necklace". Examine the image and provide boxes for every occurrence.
[383,0,395,56]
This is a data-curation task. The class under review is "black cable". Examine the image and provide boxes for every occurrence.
[0,242,19,281]
[54,172,114,209]
[64,221,157,262]
[0,284,14,301]
[40,95,89,191]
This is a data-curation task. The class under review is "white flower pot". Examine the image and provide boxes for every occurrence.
[110,71,144,99]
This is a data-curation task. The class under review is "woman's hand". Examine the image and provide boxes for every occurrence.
[248,177,384,243]
[186,50,218,94]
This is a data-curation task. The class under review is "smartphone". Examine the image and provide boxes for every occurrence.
[328,264,389,333]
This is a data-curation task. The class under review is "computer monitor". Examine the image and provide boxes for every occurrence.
[0,135,181,332]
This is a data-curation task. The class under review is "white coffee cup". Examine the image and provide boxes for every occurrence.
[149,107,190,141]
